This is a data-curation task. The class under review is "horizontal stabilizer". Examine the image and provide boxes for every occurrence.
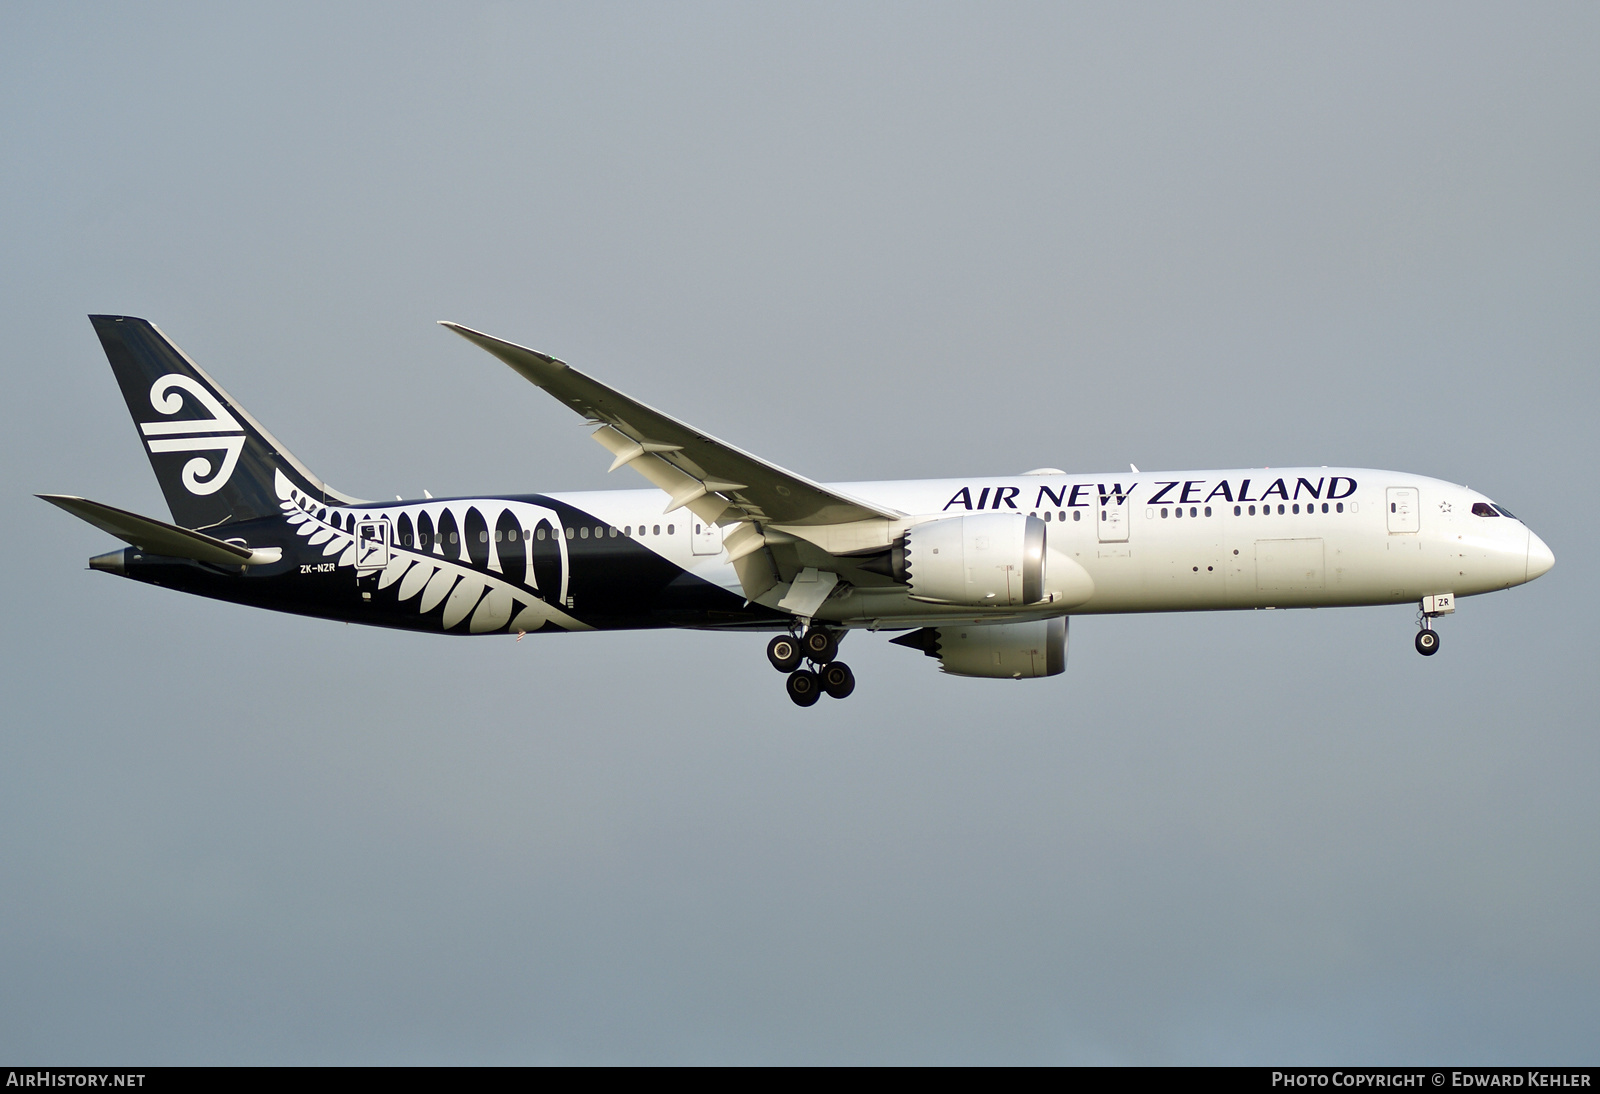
[37,494,279,566]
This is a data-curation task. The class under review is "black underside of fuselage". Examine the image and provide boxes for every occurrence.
[109,494,786,635]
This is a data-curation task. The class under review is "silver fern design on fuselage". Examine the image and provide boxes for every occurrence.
[275,470,590,634]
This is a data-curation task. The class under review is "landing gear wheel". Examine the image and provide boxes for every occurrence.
[821,661,856,699]
[786,669,822,707]
[802,627,838,665]
[1415,629,1440,656]
[767,634,803,673]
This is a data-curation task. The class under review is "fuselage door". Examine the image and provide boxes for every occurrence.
[691,518,722,556]
[1097,491,1130,543]
[355,518,391,577]
[1386,487,1419,534]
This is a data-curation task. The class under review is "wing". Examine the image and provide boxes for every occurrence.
[440,323,910,613]
[439,323,900,528]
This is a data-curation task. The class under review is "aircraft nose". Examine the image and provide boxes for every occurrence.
[1526,531,1555,581]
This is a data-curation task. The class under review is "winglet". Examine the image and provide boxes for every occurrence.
[438,321,571,389]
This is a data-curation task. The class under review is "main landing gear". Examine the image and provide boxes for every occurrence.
[769,628,855,706]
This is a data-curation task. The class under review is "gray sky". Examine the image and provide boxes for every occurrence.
[2,2,1596,1064]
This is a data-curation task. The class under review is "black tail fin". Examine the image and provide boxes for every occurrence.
[90,315,359,530]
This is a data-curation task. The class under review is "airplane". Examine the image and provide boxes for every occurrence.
[41,316,1555,706]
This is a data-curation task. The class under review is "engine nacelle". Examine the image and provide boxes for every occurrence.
[892,618,1068,679]
[902,513,1046,606]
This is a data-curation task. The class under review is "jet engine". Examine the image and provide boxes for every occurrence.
[880,513,1094,608]
[891,617,1068,679]
[900,513,1047,606]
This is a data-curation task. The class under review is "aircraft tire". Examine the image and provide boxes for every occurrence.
[786,669,822,707]
[768,635,803,673]
[821,662,855,699]
[803,628,838,665]
[1415,630,1440,656]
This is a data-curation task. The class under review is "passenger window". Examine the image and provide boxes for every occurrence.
[1277,505,1285,515]
[1204,506,1212,517]
[535,527,546,541]
[580,527,589,539]
[1043,511,1051,522]
[667,524,675,535]
[1472,502,1499,517]
[1248,505,1256,515]
[653,525,661,536]
[1292,504,1300,514]
[1175,507,1182,518]
[1072,511,1081,521]
[1233,505,1241,516]
[1321,503,1328,513]
[1161,508,1169,518]
[1190,507,1197,517]
[1336,503,1343,513]
[565,527,574,540]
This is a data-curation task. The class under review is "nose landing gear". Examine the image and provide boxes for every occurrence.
[1414,593,1453,656]
[770,627,854,705]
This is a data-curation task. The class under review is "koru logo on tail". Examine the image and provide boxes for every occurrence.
[139,374,246,495]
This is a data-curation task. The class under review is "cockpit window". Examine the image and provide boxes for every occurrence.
[1471,502,1499,517]
[1492,504,1518,520]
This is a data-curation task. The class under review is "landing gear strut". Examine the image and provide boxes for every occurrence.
[772,627,855,705]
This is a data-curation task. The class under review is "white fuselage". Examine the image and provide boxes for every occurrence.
[545,466,1552,629]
